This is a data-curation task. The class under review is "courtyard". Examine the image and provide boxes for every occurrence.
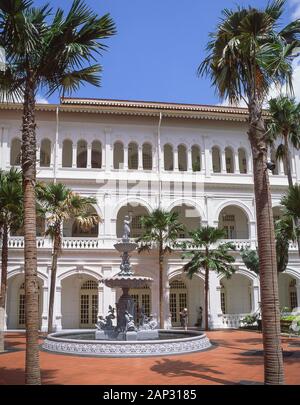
[1,330,299,385]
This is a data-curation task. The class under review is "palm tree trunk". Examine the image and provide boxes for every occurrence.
[283,135,300,256]
[204,262,209,331]
[159,243,164,329]
[283,134,293,188]
[0,223,8,352]
[21,73,41,385]
[248,100,284,385]
[48,234,60,333]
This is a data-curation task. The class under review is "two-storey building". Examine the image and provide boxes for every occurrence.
[1,97,299,331]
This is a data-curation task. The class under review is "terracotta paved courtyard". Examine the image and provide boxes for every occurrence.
[0,330,299,385]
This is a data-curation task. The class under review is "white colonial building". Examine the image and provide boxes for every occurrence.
[1,98,300,332]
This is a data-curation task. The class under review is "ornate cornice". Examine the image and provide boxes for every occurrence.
[0,97,268,123]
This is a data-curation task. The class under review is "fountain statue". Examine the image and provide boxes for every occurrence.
[42,214,211,356]
[96,215,157,341]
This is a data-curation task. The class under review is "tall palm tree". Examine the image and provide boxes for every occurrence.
[0,168,23,352]
[281,184,300,224]
[181,227,235,331]
[137,209,185,329]
[198,0,300,384]
[268,96,300,188]
[0,0,115,384]
[36,183,100,333]
[241,215,296,275]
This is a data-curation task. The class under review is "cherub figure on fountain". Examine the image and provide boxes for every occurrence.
[125,310,137,332]
[122,215,132,241]
[95,305,116,330]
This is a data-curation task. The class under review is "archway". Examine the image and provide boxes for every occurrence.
[113,141,124,169]
[10,138,21,166]
[116,203,149,238]
[6,274,43,329]
[62,139,72,167]
[192,145,201,172]
[40,138,51,167]
[212,146,221,173]
[77,140,87,168]
[278,273,298,311]
[128,142,138,170]
[164,144,173,171]
[220,273,253,314]
[63,205,99,237]
[178,144,187,171]
[218,205,249,239]
[238,148,247,173]
[225,147,234,173]
[61,274,101,329]
[142,143,152,170]
[170,204,201,238]
[91,140,102,168]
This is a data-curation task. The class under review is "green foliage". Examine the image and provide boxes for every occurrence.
[241,214,295,274]
[0,0,116,101]
[36,182,100,248]
[240,247,260,274]
[281,184,300,220]
[0,168,23,233]
[181,226,236,279]
[240,313,260,326]
[137,209,185,254]
[198,0,300,107]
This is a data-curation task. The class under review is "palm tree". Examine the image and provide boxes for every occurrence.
[137,209,185,329]
[181,227,235,331]
[0,168,23,352]
[241,215,296,275]
[281,184,300,226]
[198,0,300,384]
[268,96,300,188]
[36,183,100,333]
[0,0,115,384]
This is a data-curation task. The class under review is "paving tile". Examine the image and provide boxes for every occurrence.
[0,330,299,385]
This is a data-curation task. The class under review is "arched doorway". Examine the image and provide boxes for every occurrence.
[79,280,98,328]
[218,205,249,239]
[7,275,43,329]
[278,273,298,311]
[170,204,201,238]
[116,203,149,238]
[129,286,151,325]
[169,279,188,327]
[220,274,253,314]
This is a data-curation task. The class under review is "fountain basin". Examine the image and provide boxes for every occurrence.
[114,242,138,252]
[42,329,211,357]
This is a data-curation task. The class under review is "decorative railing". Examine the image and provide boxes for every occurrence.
[220,313,249,329]
[5,237,299,252]
[62,238,100,249]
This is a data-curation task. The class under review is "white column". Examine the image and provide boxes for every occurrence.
[104,128,111,171]
[201,149,205,173]
[124,145,128,170]
[41,286,48,332]
[163,284,171,329]
[87,143,92,169]
[205,148,211,177]
[279,159,284,175]
[97,284,103,318]
[72,142,77,168]
[102,267,115,313]
[247,152,252,174]
[174,147,179,171]
[36,143,41,168]
[296,281,300,308]
[252,281,260,313]
[57,142,62,168]
[234,150,240,174]
[138,145,143,170]
[221,149,226,174]
[209,272,223,329]
[54,280,62,331]
[187,148,192,172]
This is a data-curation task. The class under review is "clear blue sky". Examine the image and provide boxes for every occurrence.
[34,0,296,105]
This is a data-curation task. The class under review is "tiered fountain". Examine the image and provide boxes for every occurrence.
[43,217,211,357]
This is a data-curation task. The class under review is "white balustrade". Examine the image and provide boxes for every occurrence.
[220,313,249,329]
